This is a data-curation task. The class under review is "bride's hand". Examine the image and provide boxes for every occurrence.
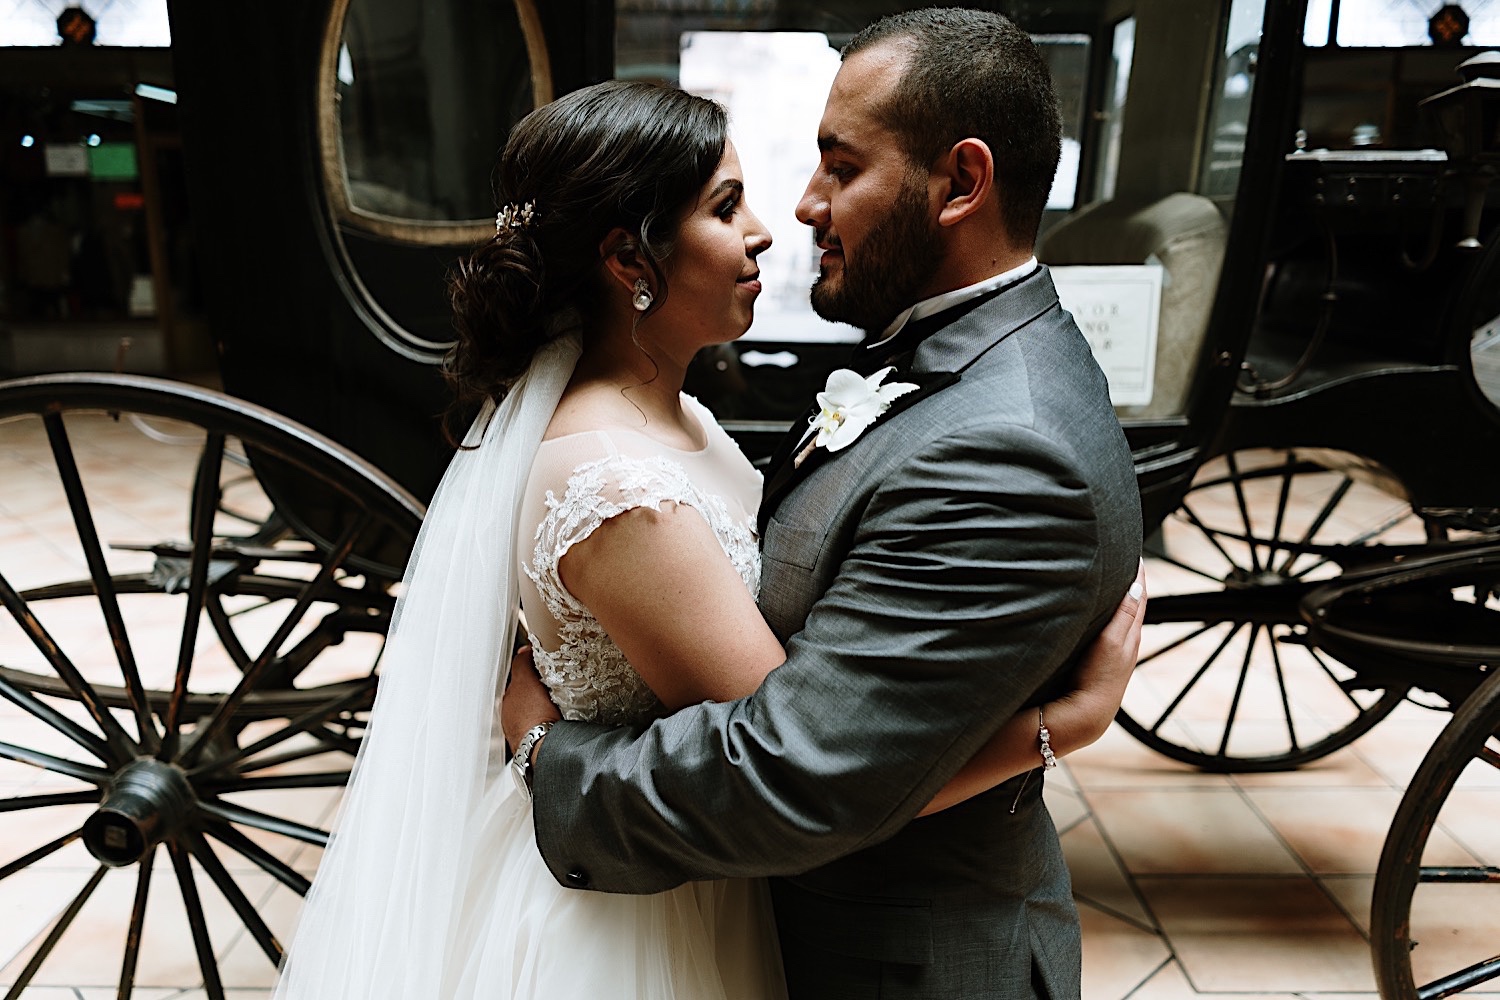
[502,645,562,755]
[1049,560,1146,748]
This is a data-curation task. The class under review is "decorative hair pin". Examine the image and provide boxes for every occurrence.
[495,200,537,233]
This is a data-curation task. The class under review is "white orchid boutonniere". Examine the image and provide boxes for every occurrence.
[794,366,920,468]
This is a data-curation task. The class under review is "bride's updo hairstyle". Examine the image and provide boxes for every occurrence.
[446,80,728,406]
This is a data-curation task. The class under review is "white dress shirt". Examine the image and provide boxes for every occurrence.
[868,256,1040,348]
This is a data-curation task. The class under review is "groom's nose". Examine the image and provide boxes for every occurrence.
[796,180,828,231]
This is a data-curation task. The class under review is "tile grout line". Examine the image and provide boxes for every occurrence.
[1229,767,1374,947]
[1061,755,1183,999]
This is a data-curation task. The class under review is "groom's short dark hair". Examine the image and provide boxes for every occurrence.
[844,7,1062,247]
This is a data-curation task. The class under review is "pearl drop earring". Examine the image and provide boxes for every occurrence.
[632,278,653,312]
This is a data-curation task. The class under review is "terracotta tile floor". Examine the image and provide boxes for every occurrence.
[1,405,1496,999]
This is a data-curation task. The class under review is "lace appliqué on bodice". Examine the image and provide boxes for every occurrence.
[524,453,760,726]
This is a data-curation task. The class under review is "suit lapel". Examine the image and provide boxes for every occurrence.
[758,369,958,538]
[756,266,1065,539]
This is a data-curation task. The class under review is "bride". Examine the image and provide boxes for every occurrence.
[272,80,1144,999]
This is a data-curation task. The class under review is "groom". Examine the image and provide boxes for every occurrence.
[504,8,1141,998]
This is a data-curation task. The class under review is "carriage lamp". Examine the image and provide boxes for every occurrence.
[1420,50,1500,249]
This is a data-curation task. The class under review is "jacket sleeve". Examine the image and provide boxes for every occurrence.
[530,422,1116,893]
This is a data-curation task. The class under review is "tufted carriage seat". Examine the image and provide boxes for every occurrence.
[1039,192,1228,420]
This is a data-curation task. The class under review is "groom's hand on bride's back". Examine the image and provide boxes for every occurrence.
[502,646,561,756]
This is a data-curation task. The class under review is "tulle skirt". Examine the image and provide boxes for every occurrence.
[439,776,788,999]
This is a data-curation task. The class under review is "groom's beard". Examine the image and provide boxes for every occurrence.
[809,174,944,336]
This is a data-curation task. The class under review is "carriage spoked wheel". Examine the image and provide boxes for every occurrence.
[1119,448,1419,772]
[0,374,423,997]
[1372,666,1500,999]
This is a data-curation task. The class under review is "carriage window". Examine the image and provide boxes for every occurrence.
[1093,17,1135,203]
[1200,0,1266,198]
[1036,35,1092,210]
[328,0,550,234]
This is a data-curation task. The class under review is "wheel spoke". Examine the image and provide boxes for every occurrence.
[203,770,350,793]
[0,569,135,760]
[162,431,226,748]
[1150,623,1244,733]
[232,739,344,776]
[1224,452,1262,573]
[205,598,256,671]
[1289,506,1413,579]
[1417,954,1500,1000]
[0,669,112,763]
[1143,545,1227,584]
[188,679,374,778]
[0,789,97,813]
[181,514,369,768]
[168,838,226,1000]
[0,827,83,882]
[1481,745,1500,771]
[1307,646,1369,711]
[1,864,106,999]
[119,845,155,999]
[203,820,312,895]
[1179,501,1244,571]
[1264,453,1298,569]
[1216,624,1258,757]
[43,412,160,751]
[0,740,112,785]
[1267,628,1300,752]
[198,798,330,847]
[1137,621,1219,668]
[1416,865,1500,884]
[186,831,284,967]
[1274,475,1352,576]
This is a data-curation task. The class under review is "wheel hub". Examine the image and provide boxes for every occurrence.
[1225,566,1287,589]
[82,757,198,867]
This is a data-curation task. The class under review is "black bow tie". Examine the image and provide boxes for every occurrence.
[846,282,1010,376]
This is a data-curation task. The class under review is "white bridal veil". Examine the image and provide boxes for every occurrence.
[272,331,582,999]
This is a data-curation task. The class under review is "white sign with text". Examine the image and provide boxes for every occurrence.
[1050,264,1162,407]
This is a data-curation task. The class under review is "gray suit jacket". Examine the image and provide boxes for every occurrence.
[532,267,1142,999]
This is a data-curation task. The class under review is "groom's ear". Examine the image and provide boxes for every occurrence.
[933,138,996,228]
[599,228,649,293]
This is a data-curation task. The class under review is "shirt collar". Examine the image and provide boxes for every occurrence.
[869,256,1040,347]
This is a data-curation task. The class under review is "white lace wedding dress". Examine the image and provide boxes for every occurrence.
[435,394,787,999]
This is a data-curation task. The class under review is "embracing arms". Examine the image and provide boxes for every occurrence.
[504,496,1143,818]
[502,420,1142,892]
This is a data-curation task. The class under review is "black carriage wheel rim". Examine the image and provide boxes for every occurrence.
[1120,448,1414,772]
[0,375,422,995]
[1371,669,1500,1000]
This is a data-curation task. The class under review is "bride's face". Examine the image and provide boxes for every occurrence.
[654,142,772,349]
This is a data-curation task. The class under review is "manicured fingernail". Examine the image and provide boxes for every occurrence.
[1129,581,1143,600]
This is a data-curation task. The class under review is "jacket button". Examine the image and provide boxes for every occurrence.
[565,869,589,888]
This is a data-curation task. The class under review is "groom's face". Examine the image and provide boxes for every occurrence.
[796,43,945,335]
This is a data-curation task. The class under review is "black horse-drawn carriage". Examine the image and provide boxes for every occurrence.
[1,0,1496,996]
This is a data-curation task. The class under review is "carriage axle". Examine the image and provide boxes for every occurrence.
[82,757,199,867]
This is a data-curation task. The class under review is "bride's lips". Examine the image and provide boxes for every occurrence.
[737,272,762,294]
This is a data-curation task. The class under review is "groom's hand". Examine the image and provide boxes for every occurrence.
[502,645,562,756]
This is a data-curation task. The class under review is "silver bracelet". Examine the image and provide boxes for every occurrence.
[1010,704,1058,814]
[1038,706,1058,769]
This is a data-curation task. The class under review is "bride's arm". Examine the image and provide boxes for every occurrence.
[915,564,1145,816]
[520,507,1143,811]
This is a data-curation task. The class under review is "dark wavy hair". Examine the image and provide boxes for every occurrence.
[445,81,728,412]
[844,8,1062,247]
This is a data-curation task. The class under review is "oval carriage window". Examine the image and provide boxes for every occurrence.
[319,0,551,359]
